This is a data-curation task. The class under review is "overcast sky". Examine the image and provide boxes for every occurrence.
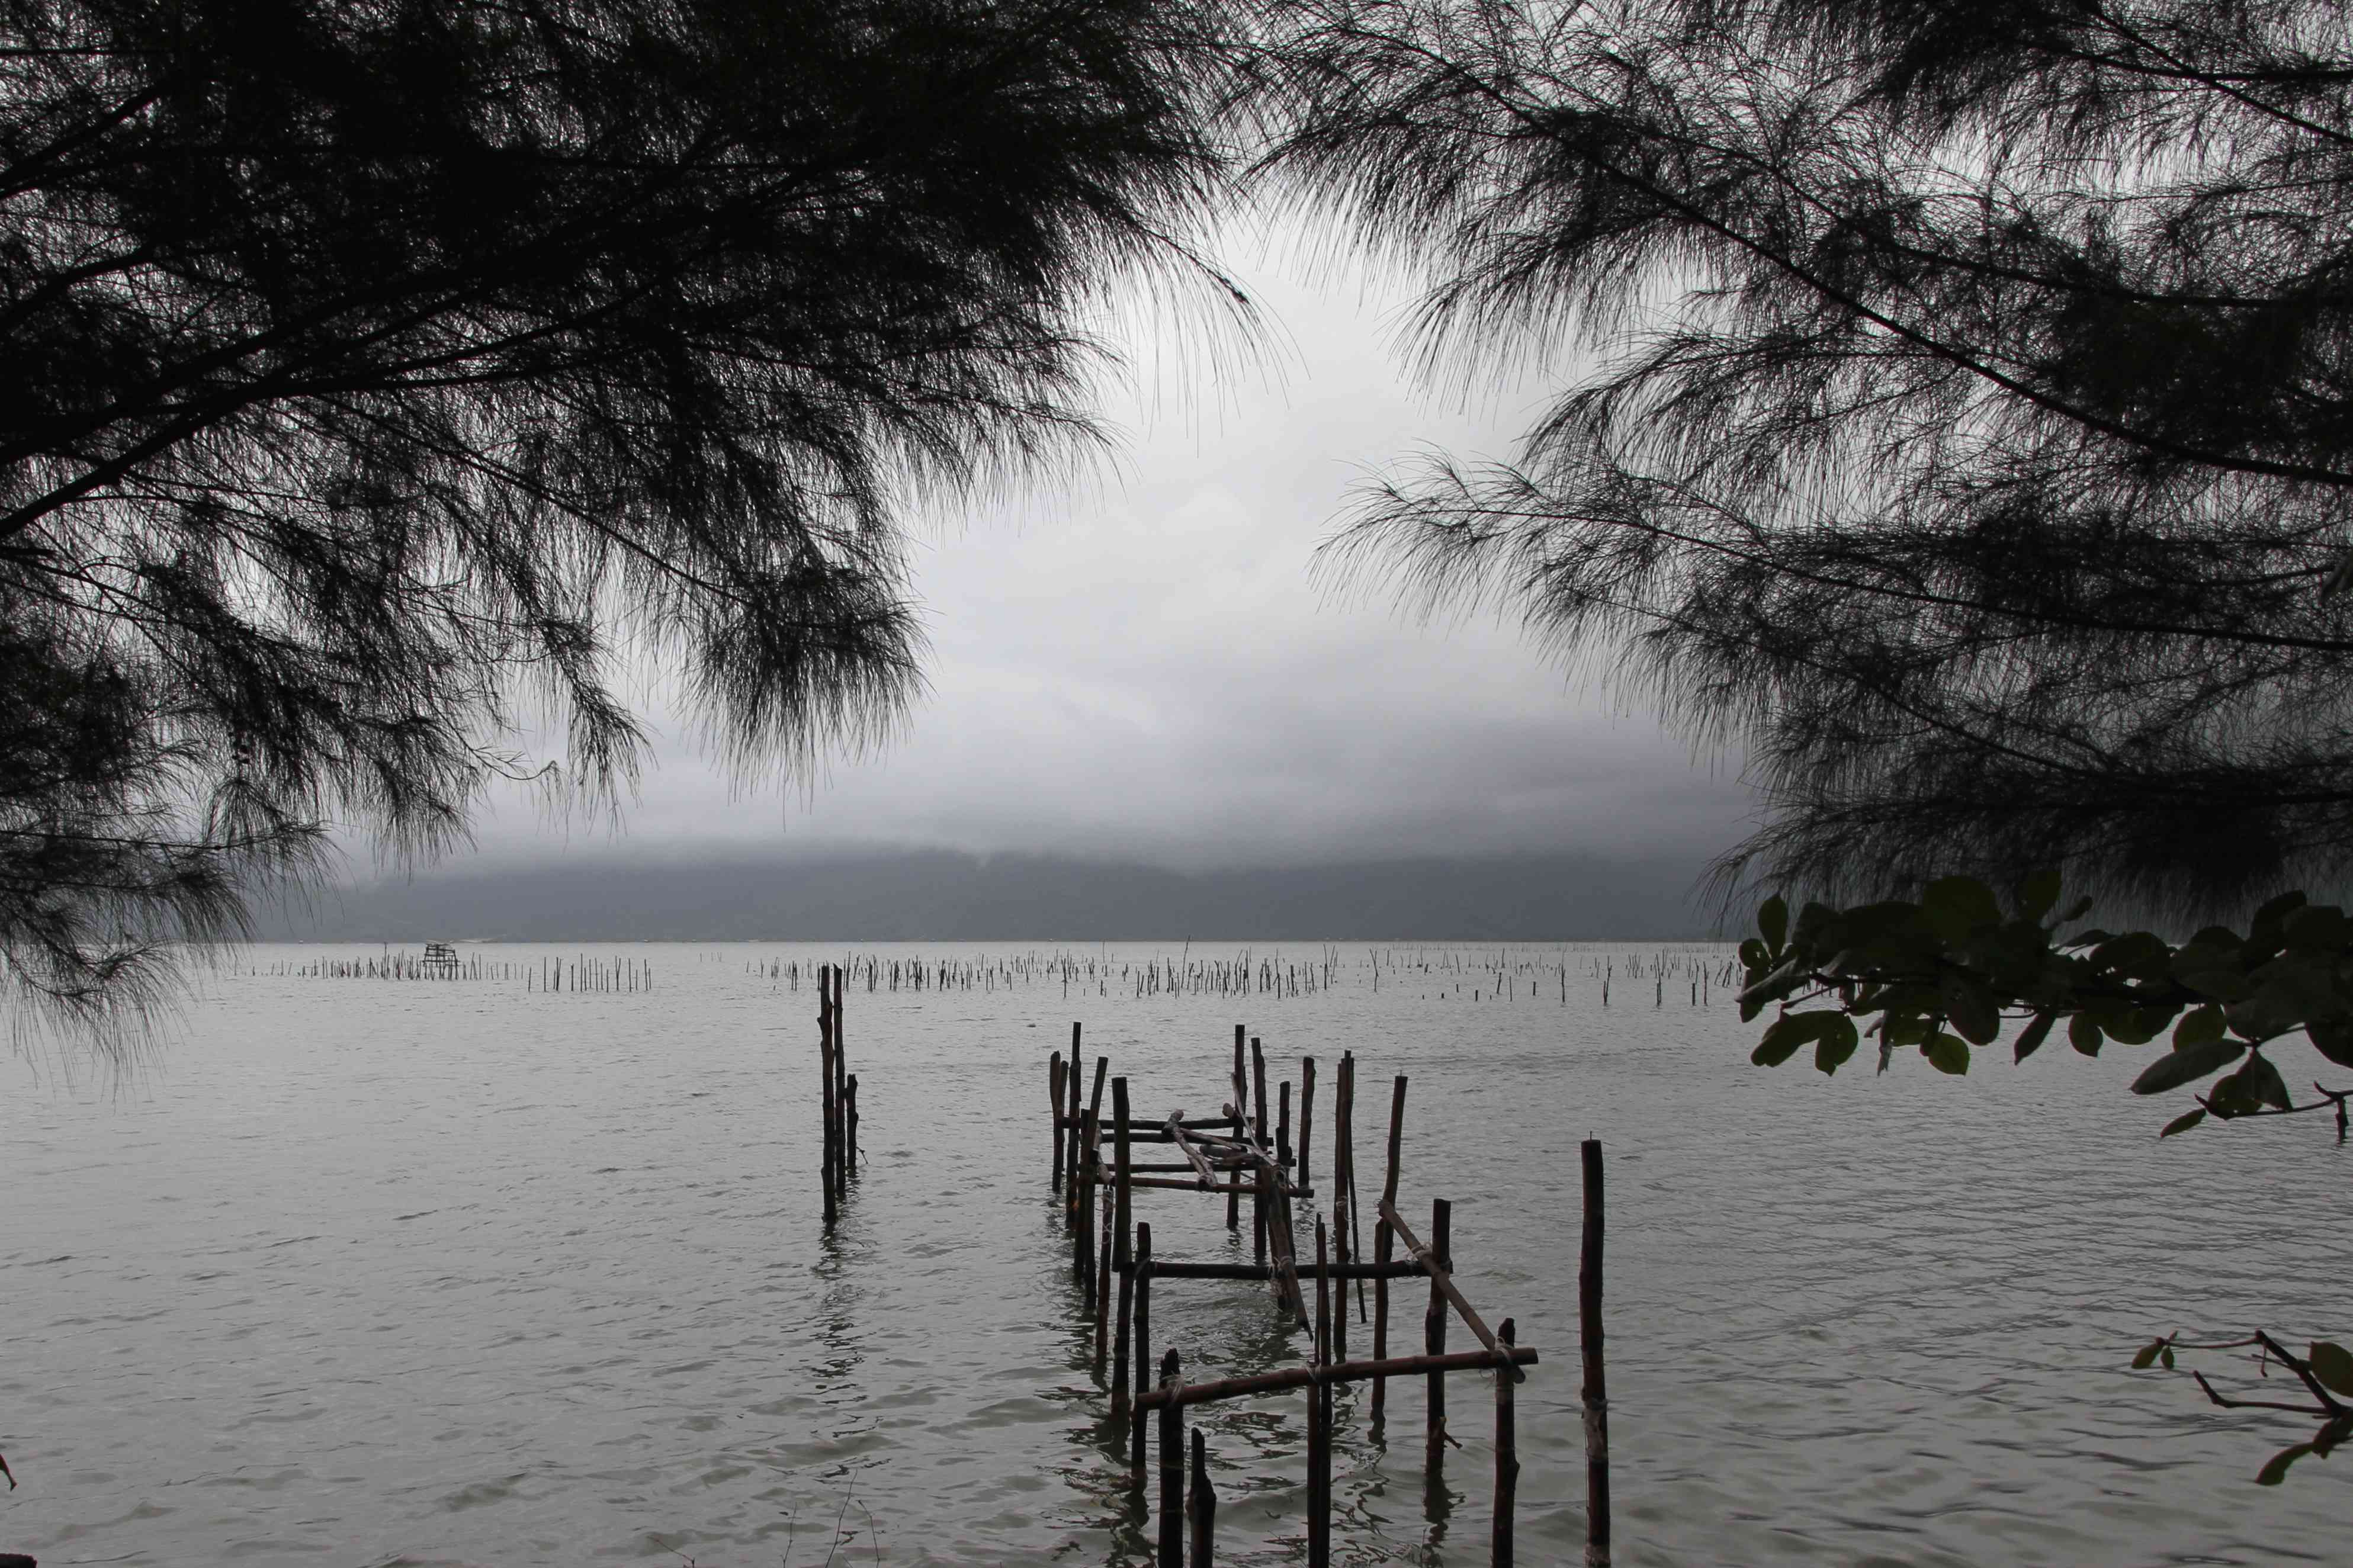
[444,236,1760,876]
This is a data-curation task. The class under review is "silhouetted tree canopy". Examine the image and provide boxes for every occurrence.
[0,0,1243,1041]
[1263,0,2353,914]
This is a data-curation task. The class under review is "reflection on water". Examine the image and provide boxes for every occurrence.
[1,940,2345,1565]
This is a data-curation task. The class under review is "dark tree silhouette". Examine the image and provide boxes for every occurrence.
[0,0,1244,1040]
[1259,0,2353,913]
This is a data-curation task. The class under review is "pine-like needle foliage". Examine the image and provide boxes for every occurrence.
[0,0,1243,1048]
[1260,0,2353,914]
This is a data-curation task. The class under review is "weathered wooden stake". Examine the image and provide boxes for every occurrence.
[1372,1074,1408,1421]
[1425,1197,1450,1467]
[819,965,838,1230]
[1132,1221,1154,1474]
[1277,1079,1292,1174]
[1250,1039,1270,1264]
[1066,1023,1084,1199]
[1187,1428,1215,1568]
[843,1074,858,1176]
[1299,1055,1317,1192]
[1158,1348,1184,1568]
[1495,1316,1519,1567]
[1310,1219,1333,1568]
[1112,1077,1134,1423]
[1051,1051,1067,1193]
[1227,1025,1246,1230]
[1582,1139,1612,1568]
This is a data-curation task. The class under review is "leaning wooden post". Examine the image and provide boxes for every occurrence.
[1132,1221,1154,1474]
[1227,1025,1246,1230]
[1425,1197,1450,1467]
[1495,1316,1519,1567]
[1187,1428,1215,1568]
[1309,1219,1333,1568]
[1582,1139,1612,1568]
[1111,1077,1135,1424]
[1300,1055,1317,1192]
[1370,1075,1408,1422]
[1157,1348,1184,1568]
[1051,1051,1066,1193]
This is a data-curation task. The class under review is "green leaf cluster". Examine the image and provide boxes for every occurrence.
[1742,883,2353,1124]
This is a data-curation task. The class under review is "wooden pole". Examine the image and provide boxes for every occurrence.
[1333,1054,1353,1352]
[843,1074,858,1178]
[1158,1349,1184,1568]
[1078,1110,1099,1297]
[1250,1039,1270,1264]
[819,966,838,1230]
[1051,1052,1067,1194]
[1495,1317,1519,1567]
[1094,1190,1113,1379]
[1277,1079,1292,1175]
[1138,1345,1539,1411]
[833,963,848,1187]
[1067,1022,1084,1202]
[1112,1078,1134,1424]
[1187,1428,1214,1568]
[1372,1075,1407,1421]
[1425,1197,1449,1467]
[1582,1139,1612,1568]
[1310,1219,1332,1568]
[1227,1025,1245,1230]
[1132,1221,1154,1474]
[1299,1055,1317,1193]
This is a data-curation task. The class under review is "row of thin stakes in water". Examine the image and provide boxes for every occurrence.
[235,952,656,992]
[737,946,1744,1005]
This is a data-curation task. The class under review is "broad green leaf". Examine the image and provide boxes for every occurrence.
[1738,938,1769,972]
[1924,1034,1971,1075]
[1752,1010,1841,1067]
[2018,868,2063,922]
[2309,1342,2353,1399]
[1943,975,2002,1045]
[2283,904,2353,950]
[2307,1015,2353,1069]
[2172,1005,2226,1049]
[1921,876,2002,943]
[2130,1039,2248,1095]
[1814,1015,1860,1075]
[2069,1013,2104,1056]
[2012,1011,2056,1063]
[2251,890,2310,947]
[2089,930,2172,979]
[2159,1107,2207,1138]
[1758,895,1788,953]
[2256,1441,2316,1487]
[2233,1052,2293,1111]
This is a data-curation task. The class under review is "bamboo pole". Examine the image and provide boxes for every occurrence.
[819,966,838,1230]
[1333,1054,1353,1352]
[1078,1110,1099,1297]
[1380,1199,1523,1384]
[843,1074,858,1177]
[1372,1075,1407,1421]
[1582,1139,1612,1568]
[1277,1079,1292,1175]
[1495,1316,1519,1568]
[1310,1219,1332,1568]
[1424,1199,1449,1465]
[1137,1345,1540,1410]
[1133,1221,1154,1474]
[1227,1025,1245,1230]
[1066,1022,1084,1201]
[1250,1039,1270,1264]
[1158,1348,1184,1568]
[1187,1428,1214,1568]
[1051,1052,1067,1194]
[1145,1259,1423,1282]
[1112,1078,1134,1424]
[833,964,848,1190]
[1299,1055,1317,1194]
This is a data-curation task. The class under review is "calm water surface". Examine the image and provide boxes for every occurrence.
[2,942,2344,1566]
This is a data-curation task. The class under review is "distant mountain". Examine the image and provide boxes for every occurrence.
[256,847,1724,942]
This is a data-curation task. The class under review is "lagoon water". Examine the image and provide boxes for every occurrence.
[2,941,2345,1567]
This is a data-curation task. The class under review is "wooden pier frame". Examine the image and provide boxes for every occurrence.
[1043,1022,1553,1566]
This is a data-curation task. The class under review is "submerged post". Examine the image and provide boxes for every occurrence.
[819,965,838,1229]
[1582,1139,1612,1568]
[1300,1055,1317,1193]
[1067,1022,1085,1200]
[1187,1428,1215,1568]
[1158,1348,1184,1568]
[1051,1050,1066,1193]
[1372,1075,1407,1421]
[1112,1077,1134,1424]
[1425,1197,1450,1467]
[1495,1316,1519,1567]
[1132,1220,1154,1474]
[1227,1025,1246,1230]
[1310,1219,1333,1568]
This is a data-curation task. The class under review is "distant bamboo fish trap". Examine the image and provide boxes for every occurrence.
[1047,1025,1613,1567]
